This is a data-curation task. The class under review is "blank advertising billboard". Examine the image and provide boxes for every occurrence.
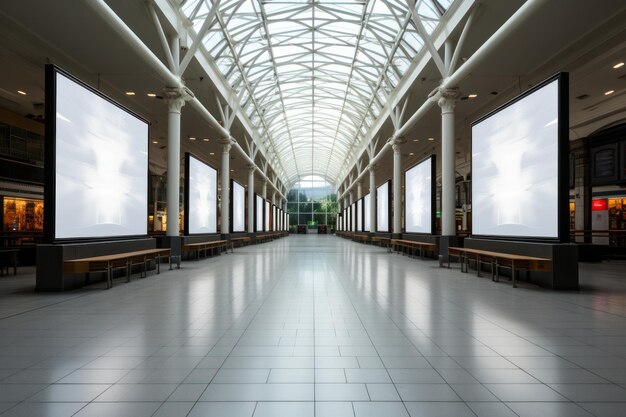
[471,74,567,240]
[351,203,356,231]
[377,181,390,232]
[231,180,245,232]
[255,195,264,232]
[185,154,218,235]
[364,194,371,232]
[265,200,270,231]
[404,156,435,234]
[356,199,363,232]
[45,66,149,241]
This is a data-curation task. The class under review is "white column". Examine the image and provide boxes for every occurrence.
[369,166,376,233]
[247,164,255,234]
[357,182,362,200]
[438,89,461,236]
[262,181,267,199]
[164,93,185,237]
[392,141,403,235]
[272,191,276,205]
[220,138,232,235]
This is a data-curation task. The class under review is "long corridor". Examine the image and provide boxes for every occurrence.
[1,236,626,416]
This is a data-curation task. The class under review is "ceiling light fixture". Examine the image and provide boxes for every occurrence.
[209,152,215,156]
[427,137,434,141]
[412,139,419,142]
[125,91,135,96]
[613,62,624,69]
[409,152,414,156]
[604,90,615,96]
[189,137,196,140]
[152,140,158,144]
[147,93,157,97]
[17,90,26,95]
[203,138,209,142]
[468,93,478,98]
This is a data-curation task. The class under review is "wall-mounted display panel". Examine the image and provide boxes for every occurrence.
[364,194,371,232]
[351,203,356,232]
[356,199,363,232]
[265,200,270,231]
[45,65,148,241]
[255,194,264,232]
[230,179,245,233]
[377,181,391,232]
[471,73,568,240]
[404,155,435,234]
[185,153,218,235]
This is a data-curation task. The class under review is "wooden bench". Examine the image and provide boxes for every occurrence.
[63,248,173,289]
[371,237,391,252]
[0,249,19,276]
[256,234,271,244]
[391,239,437,259]
[182,240,228,260]
[448,247,552,287]
[231,236,251,250]
[352,234,370,244]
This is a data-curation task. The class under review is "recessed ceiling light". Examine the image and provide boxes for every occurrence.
[209,152,215,155]
[152,140,158,144]
[427,137,434,141]
[409,152,414,156]
[125,91,135,96]
[230,169,235,172]
[613,62,624,69]
[147,93,157,97]
[189,137,196,140]
[17,90,26,95]
[468,93,478,98]
[203,138,209,142]
[412,139,419,142]
[604,90,615,96]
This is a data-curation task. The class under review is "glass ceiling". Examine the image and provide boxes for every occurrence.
[180,0,454,186]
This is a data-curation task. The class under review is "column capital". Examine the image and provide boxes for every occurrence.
[163,87,192,112]
[247,164,257,173]
[436,87,462,113]
[387,136,406,152]
[220,136,237,153]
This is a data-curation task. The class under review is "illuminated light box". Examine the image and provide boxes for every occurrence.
[471,74,568,240]
[404,155,435,234]
[184,153,217,235]
[273,206,277,231]
[364,194,371,232]
[351,203,356,231]
[356,199,363,232]
[255,194,264,232]
[265,200,270,231]
[231,179,245,232]
[377,181,391,232]
[45,65,148,241]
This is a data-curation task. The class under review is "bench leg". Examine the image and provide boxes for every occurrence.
[127,261,131,283]
[107,264,112,289]
[512,264,517,288]
[157,255,161,274]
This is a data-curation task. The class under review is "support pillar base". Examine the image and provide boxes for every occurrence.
[438,235,459,263]
[164,236,182,268]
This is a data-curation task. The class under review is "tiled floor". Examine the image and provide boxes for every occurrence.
[0,235,625,416]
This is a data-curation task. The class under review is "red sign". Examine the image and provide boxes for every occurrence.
[592,199,608,211]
